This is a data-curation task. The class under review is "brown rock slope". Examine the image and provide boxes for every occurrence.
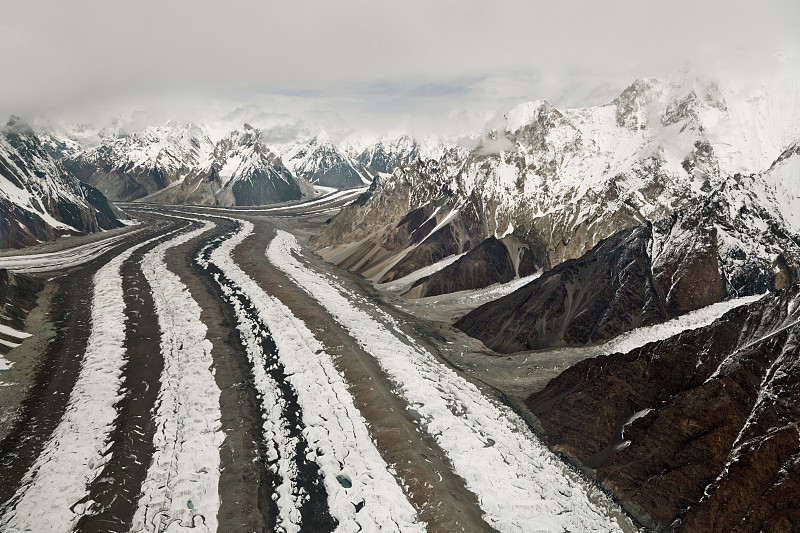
[402,234,545,298]
[0,269,42,358]
[526,285,800,532]
[403,236,514,298]
[455,224,678,352]
[455,188,800,353]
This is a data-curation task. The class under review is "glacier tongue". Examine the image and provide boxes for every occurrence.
[268,230,631,533]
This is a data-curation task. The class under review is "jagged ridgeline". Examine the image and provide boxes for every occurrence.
[311,75,800,533]
[63,123,309,206]
[316,76,800,341]
[0,117,123,249]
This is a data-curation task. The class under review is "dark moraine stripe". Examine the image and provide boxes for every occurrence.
[73,221,193,533]
[0,222,180,510]
[168,216,273,532]
[0,267,94,507]
[198,226,337,533]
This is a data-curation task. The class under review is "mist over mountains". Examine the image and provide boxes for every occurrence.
[2,70,800,529]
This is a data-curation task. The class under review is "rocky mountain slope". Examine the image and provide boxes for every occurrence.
[64,122,306,206]
[356,135,450,177]
[357,135,420,176]
[0,117,123,249]
[455,178,800,352]
[285,132,372,189]
[526,283,800,531]
[63,121,217,201]
[317,77,800,296]
[143,125,307,206]
[455,224,669,352]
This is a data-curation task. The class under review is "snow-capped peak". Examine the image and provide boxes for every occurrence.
[285,132,372,189]
[504,100,557,132]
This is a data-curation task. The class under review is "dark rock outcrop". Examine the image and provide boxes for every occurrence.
[455,225,669,352]
[525,285,800,532]
[454,184,800,353]
[403,236,515,298]
[0,269,43,356]
[379,218,478,283]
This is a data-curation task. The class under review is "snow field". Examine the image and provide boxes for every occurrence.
[0,228,182,533]
[131,219,223,533]
[206,220,424,533]
[268,230,628,533]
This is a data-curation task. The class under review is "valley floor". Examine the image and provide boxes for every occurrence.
[0,198,636,533]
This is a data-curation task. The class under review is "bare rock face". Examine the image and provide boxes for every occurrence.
[651,213,728,317]
[378,210,482,283]
[0,269,42,342]
[65,123,305,206]
[525,285,800,532]
[454,184,800,353]
[403,236,515,298]
[1,118,124,249]
[455,225,669,352]
[313,153,480,281]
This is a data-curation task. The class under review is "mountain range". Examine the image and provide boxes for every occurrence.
[0,117,123,248]
[314,75,800,530]
[317,76,800,317]
[2,74,798,529]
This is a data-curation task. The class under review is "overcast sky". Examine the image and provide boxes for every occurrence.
[2,0,798,140]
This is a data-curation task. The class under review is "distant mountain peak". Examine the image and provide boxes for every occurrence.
[285,132,371,188]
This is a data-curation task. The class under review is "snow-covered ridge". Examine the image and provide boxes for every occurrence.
[1,119,123,248]
[62,121,305,206]
[320,73,800,298]
[74,121,217,182]
[285,132,373,188]
[268,230,630,533]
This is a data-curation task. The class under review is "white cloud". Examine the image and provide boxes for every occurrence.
[2,0,797,136]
